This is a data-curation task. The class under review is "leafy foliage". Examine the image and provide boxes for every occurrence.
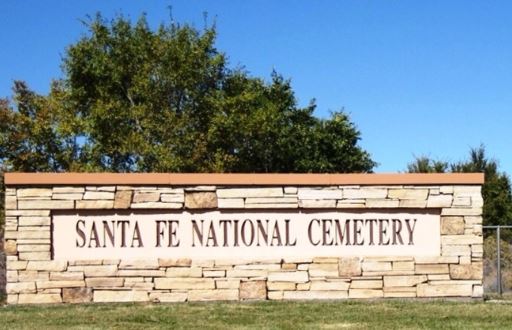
[0,14,375,174]
[407,146,512,226]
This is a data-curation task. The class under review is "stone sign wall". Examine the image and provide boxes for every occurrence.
[3,173,484,304]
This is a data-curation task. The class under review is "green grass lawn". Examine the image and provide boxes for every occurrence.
[0,300,511,329]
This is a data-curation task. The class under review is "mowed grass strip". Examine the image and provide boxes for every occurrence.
[0,300,511,329]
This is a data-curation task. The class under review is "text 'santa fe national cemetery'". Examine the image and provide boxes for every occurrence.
[4,173,484,304]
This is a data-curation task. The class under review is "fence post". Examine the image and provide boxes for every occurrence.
[497,226,502,295]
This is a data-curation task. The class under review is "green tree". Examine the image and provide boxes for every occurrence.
[407,146,512,226]
[0,14,375,173]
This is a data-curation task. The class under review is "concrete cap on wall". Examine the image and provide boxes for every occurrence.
[4,172,485,186]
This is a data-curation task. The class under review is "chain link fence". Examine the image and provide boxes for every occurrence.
[483,226,512,298]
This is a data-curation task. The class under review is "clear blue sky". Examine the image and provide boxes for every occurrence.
[2,1,511,173]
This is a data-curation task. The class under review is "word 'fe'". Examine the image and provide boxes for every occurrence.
[75,218,417,248]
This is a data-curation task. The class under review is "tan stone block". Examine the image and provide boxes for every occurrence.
[245,197,298,204]
[149,292,187,302]
[311,280,350,291]
[7,282,36,294]
[337,200,366,208]
[427,195,453,207]
[393,261,414,271]
[399,200,427,208]
[344,188,387,199]
[453,197,471,206]
[441,208,482,216]
[160,194,184,203]
[18,271,49,281]
[364,271,415,276]
[119,259,159,269]
[415,264,449,274]
[6,210,50,216]
[267,281,296,291]
[428,274,451,281]
[27,261,67,272]
[384,291,416,298]
[441,245,471,257]
[17,188,52,197]
[296,282,311,290]
[131,202,181,209]
[312,257,339,264]
[240,280,266,300]
[473,285,484,298]
[18,200,74,209]
[132,192,159,203]
[215,259,253,266]
[19,217,51,226]
[366,199,399,208]
[76,200,114,209]
[417,284,472,297]
[428,280,480,285]
[234,264,281,270]
[465,216,483,225]
[298,198,337,207]
[69,260,103,266]
[17,239,51,245]
[268,291,284,300]
[216,279,240,289]
[86,277,124,287]
[53,187,84,194]
[4,240,17,255]
[415,256,459,264]
[268,271,308,283]
[7,294,18,305]
[18,294,62,304]
[154,278,215,289]
[450,263,482,280]
[94,290,148,302]
[283,257,313,264]
[7,271,18,282]
[114,190,132,209]
[17,245,50,252]
[350,280,383,289]
[19,252,51,261]
[441,217,465,235]
[283,290,348,300]
[281,263,297,270]
[117,270,165,277]
[204,270,225,277]
[339,257,362,277]
[309,263,339,277]
[83,191,115,200]
[36,281,84,289]
[52,193,83,200]
[297,188,342,200]
[284,187,298,194]
[217,188,283,198]
[67,265,117,277]
[17,231,51,242]
[188,289,239,301]
[50,272,84,281]
[227,269,268,278]
[184,186,216,192]
[442,235,482,245]
[166,267,202,277]
[362,261,392,272]
[245,203,297,208]
[388,189,428,200]
[349,289,383,298]
[63,287,93,303]
[217,198,244,208]
[383,275,427,287]
[185,191,217,209]
[158,258,192,267]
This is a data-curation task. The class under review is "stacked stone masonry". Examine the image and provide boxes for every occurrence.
[4,183,483,304]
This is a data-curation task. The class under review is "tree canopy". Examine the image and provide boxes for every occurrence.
[0,14,375,174]
[407,146,512,226]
